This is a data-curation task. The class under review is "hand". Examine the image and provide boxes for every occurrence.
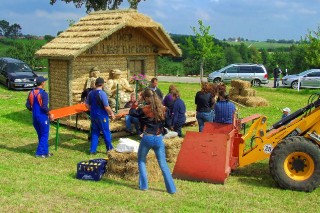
[111,113,116,120]
[49,114,54,121]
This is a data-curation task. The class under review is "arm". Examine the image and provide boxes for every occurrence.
[100,91,115,119]
[26,91,32,111]
[172,102,179,127]
[105,105,115,120]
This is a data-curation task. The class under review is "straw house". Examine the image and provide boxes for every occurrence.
[35,9,181,110]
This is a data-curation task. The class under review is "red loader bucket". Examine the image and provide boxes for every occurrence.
[172,122,236,184]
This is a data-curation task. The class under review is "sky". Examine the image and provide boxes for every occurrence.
[1,0,320,41]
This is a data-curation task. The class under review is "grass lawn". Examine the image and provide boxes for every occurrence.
[0,82,319,212]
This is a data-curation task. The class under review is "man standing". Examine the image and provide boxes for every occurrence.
[273,64,282,88]
[86,77,115,154]
[149,77,163,100]
[26,76,53,158]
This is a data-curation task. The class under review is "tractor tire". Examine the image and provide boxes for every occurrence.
[269,136,320,192]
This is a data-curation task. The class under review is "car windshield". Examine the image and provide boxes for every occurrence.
[8,62,32,73]
[298,70,312,77]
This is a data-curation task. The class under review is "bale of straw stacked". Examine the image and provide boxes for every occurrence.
[164,137,184,163]
[229,80,268,107]
[106,150,162,182]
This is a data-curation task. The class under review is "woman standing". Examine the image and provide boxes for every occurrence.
[129,89,176,194]
[195,82,214,132]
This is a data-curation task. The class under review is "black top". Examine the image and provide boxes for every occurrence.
[129,105,164,135]
[149,87,163,100]
[195,91,214,112]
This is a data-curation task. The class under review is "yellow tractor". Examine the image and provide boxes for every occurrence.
[173,93,320,192]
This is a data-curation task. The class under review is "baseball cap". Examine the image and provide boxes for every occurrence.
[36,76,48,84]
[282,107,291,113]
[95,77,104,84]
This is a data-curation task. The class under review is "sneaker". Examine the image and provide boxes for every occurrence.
[89,152,97,155]
[35,153,53,158]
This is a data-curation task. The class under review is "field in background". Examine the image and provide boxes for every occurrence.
[227,41,293,49]
[0,81,319,212]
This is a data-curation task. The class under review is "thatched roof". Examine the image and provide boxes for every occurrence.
[35,9,182,59]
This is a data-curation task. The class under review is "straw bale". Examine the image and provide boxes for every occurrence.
[239,88,256,97]
[106,150,162,182]
[229,87,240,97]
[231,80,251,89]
[245,97,269,107]
[186,111,196,117]
[231,95,249,106]
[164,137,184,163]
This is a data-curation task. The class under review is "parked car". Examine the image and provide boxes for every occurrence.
[282,69,320,89]
[0,57,37,90]
[207,63,269,86]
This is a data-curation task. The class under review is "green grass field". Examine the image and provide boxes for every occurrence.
[227,41,292,49]
[0,82,319,212]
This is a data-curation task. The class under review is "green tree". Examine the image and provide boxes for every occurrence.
[224,46,242,64]
[248,46,261,64]
[0,20,10,36]
[6,42,42,68]
[238,43,249,62]
[304,26,320,68]
[8,24,22,38]
[50,0,146,12]
[183,20,224,82]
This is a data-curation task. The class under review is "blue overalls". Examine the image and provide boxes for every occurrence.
[89,90,113,153]
[30,89,50,155]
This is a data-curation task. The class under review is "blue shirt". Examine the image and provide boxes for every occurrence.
[214,100,236,124]
[172,98,186,126]
[86,89,109,119]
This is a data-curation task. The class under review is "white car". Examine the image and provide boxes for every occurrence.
[282,69,320,89]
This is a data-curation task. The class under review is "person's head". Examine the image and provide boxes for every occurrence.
[218,90,229,101]
[112,69,122,79]
[36,76,47,87]
[130,92,136,102]
[142,88,165,121]
[168,84,177,93]
[201,82,210,93]
[282,107,291,115]
[171,90,180,101]
[90,67,100,78]
[150,78,158,88]
[95,77,104,88]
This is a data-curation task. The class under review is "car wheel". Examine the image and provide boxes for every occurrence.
[291,81,299,89]
[213,78,222,83]
[251,79,261,87]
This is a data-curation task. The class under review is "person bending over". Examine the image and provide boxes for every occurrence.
[214,91,236,124]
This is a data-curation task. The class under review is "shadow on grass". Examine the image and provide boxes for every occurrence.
[2,109,31,125]
[231,163,278,189]
[0,143,37,157]
[49,133,89,154]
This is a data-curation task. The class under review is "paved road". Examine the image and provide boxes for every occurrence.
[158,75,279,88]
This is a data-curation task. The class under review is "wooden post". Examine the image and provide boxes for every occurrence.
[116,84,119,113]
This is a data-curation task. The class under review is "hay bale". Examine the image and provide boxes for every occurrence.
[164,137,184,163]
[231,80,251,89]
[106,150,162,182]
[239,88,256,97]
[231,95,249,106]
[229,87,240,97]
[245,97,269,107]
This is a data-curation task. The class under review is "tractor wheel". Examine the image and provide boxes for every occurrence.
[269,136,320,192]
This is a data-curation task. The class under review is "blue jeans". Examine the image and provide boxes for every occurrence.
[196,111,214,132]
[137,135,176,194]
[125,115,141,134]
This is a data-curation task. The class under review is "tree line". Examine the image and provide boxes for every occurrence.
[158,26,320,77]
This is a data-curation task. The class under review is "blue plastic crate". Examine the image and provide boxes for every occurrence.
[76,158,108,181]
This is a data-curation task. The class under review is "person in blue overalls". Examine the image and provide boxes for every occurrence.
[86,77,115,155]
[26,76,54,158]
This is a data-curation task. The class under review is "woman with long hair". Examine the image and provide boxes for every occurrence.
[129,88,176,194]
[195,82,215,132]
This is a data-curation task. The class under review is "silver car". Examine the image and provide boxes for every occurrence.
[282,69,320,89]
[207,63,269,86]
